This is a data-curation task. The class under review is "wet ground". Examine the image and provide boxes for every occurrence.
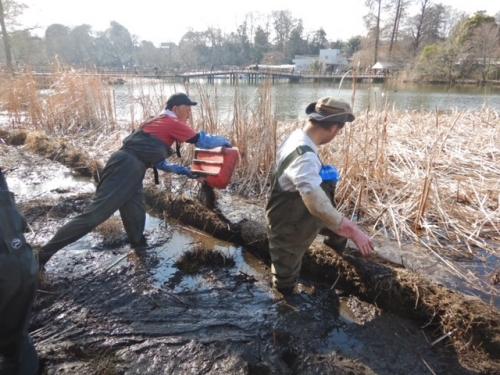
[1,143,484,374]
[218,195,499,308]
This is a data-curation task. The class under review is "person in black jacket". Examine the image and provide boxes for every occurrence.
[0,169,39,375]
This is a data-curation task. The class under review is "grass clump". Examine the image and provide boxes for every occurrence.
[95,217,125,248]
[175,246,235,274]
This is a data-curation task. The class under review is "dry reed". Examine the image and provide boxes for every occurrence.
[0,67,116,136]
[1,70,498,289]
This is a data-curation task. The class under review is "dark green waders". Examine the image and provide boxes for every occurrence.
[41,130,173,263]
[0,171,39,375]
[265,146,346,291]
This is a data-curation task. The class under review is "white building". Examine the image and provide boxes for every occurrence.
[319,49,348,73]
[292,55,317,72]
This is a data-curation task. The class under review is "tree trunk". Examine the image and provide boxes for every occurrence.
[0,0,13,74]
[388,0,402,58]
[413,0,430,56]
[374,0,382,64]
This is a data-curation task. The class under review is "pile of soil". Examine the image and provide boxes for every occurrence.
[175,246,236,274]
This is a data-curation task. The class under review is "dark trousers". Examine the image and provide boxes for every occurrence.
[0,248,38,375]
[42,150,147,258]
[0,176,39,374]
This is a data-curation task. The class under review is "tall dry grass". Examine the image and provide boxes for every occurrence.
[1,70,498,263]
[0,67,116,136]
[322,109,499,257]
[193,83,498,261]
[193,80,279,196]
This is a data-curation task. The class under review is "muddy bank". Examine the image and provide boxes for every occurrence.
[144,185,500,374]
[0,128,102,179]
[2,128,498,373]
[24,195,471,375]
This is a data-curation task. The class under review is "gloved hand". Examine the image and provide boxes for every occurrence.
[320,165,341,183]
[196,131,231,149]
[156,160,198,179]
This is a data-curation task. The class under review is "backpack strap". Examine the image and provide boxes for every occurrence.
[275,145,315,180]
[270,145,315,193]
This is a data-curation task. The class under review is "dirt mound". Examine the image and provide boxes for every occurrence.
[175,246,235,274]
[0,129,102,180]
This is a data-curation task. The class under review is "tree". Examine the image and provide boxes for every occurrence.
[9,30,45,66]
[105,21,134,67]
[0,0,26,72]
[235,21,251,64]
[460,13,500,82]
[469,22,500,82]
[364,0,383,64]
[345,36,362,57]
[287,20,307,60]
[253,25,269,62]
[385,0,410,58]
[408,0,431,55]
[68,25,95,67]
[45,24,72,64]
[310,28,328,54]
[272,10,294,55]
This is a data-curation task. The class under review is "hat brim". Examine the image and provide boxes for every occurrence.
[308,112,355,123]
[187,100,197,106]
[305,102,316,114]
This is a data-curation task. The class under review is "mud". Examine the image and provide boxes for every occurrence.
[1,132,498,373]
[175,246,236,274]
[150,190,499,373]
[0,128,103,179]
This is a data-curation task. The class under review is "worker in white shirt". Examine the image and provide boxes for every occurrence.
[266,96,374,295]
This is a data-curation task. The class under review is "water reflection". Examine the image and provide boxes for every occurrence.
[112,79,500,124]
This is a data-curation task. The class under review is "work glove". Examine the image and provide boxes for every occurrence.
[196,131,231,149]
[155,160,198,179]
[320,165,341,183]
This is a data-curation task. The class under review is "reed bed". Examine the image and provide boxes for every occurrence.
[0,68,116,136]
[325,109,499,258]
[193,83,499,265]
[1,71,498,276]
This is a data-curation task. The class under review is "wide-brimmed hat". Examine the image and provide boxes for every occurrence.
[305,97,355,123]
[166,93,197,109]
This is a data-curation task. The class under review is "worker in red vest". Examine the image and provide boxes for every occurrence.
[39,93,230,266]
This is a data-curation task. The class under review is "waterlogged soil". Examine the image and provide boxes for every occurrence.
[1,144,479,374]
[218,194,500,308]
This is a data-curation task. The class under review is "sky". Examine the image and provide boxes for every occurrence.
[17,0,499,46]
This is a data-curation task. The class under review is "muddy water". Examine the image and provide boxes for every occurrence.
[2,144,475,374]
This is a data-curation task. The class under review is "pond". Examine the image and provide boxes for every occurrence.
[112,79,500,124]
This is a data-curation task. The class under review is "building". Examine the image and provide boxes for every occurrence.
[319,49,348,73]
[292,55,317,72]
[371,61,396,75]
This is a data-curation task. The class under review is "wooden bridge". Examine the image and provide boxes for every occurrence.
[28,68,386,85]
[178,69,386,84]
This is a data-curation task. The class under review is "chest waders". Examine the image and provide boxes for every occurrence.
[0,171,39,375]
[266,146,345,290]
[41,130,173,264]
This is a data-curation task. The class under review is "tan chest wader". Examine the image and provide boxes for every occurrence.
[265,146,346,291]
[0,171,39,375]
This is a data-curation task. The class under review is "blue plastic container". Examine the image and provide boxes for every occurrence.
[320,165,341,183]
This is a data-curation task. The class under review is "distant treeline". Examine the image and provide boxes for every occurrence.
[0,1,499,82]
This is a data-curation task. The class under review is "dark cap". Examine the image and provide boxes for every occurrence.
[166,93,197,109]
[305,97,355,124]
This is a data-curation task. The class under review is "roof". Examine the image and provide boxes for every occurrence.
[371,61,394,69]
